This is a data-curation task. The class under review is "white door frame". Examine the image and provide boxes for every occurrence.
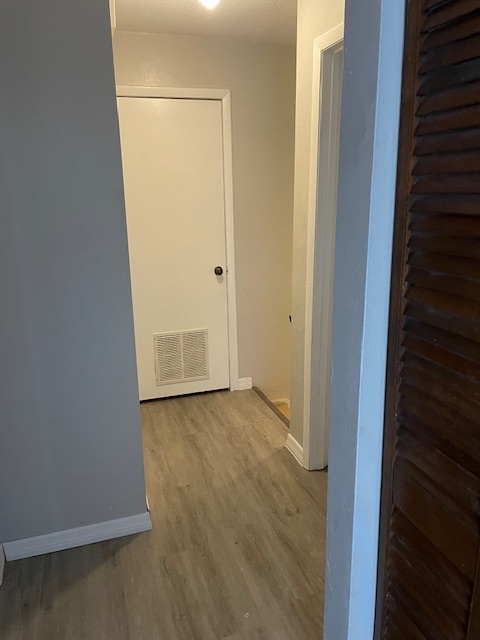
[116,86,241,392]
[302,24,344,471]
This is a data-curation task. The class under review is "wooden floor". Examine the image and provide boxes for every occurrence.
[274,401,291,421]
[0,390,327,639]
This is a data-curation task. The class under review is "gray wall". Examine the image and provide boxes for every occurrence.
[324,0,405,637]
[0,0,147,542]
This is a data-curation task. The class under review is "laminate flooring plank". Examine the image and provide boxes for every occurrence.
[0,554,46,640]
[0,390,327,640]
[223,629,268,640]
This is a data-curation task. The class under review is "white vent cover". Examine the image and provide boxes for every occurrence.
[153,329,209,386]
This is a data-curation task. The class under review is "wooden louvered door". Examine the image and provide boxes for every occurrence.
[376,1,480,639]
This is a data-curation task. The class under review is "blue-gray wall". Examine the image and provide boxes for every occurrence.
[0,0,147,542]
[324,0,405,638]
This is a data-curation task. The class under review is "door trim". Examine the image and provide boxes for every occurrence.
[116,86,240,391]
[302,25,344,470]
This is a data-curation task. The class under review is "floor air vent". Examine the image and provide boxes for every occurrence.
[153,329,209,386]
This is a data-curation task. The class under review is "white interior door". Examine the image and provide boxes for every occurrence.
[117,97,230,400]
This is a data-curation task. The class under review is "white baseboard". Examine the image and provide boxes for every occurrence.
[286,433,304,467]
[236,377,253,391]
[3,512,152,561]
[0,545,5,586]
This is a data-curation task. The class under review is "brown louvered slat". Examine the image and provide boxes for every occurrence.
[419,58,480,96]
[387,580,447,640]
[399,394,480,477]
[407,285,480,322]
[417,81,480,116]
[422,0,479,32]
[401,355,480,422]
[404,299,480,342]
[411,194,480,214]
[408,252,480,281]
[393,463,478,579]
[403,331,480,380]
[414,128,480,155]
[423,0,456,12]
[421,11,480,53]
[397,428,480,518]
[391,543,466,639]
[409,235,480,259]
[386,607,428,640]
[467,556,480,639]
[394,544,468,639]
[394,508,472,611]
[404,320,480,363]
[399,385,480,450]
[413,172,480,193]
[410,214,480,236]
[408,269,480,305]
[396,450,479,532]
[416,105,480,135]
[376,1,480,637]
[413,151,480,175]
[420,34,480,74]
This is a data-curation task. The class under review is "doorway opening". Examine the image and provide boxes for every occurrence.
[112,0,342,637]
[300,26,344,471]
[113,18,296,418]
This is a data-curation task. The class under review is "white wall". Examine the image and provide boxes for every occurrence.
[113,32,296,392]
[0,0,147,543]
[289,0,345,445]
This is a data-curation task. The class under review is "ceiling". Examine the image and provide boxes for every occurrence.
[114,0,297,46]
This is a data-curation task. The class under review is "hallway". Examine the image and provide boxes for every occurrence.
[0,390,327,639]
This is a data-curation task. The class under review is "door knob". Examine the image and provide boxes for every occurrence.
[214,266,224,276]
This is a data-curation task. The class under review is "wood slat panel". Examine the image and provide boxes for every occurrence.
[391,542,466,639]
[404,319,480,364]
[397,426,480,516]
[387,580,451,640]
[403,331,480,380]
[467,554,480,639]
[377,1,480,636]
[410,194,480,214]
[413,151,480,175]
[422,0,480,32]
[393,462,478,579]
[420,12,480,53]
[412,172,480,194]
[423,0,456,13]
[420,34,480,74]
[417,80,480,116]
[404,299,480,342]
[414,128,480,155]
[401,354,480,423]
[408,252,480,281]
[393,542,468,639]
[396,450,479,532]
[399,394,480,478]
[416,105,480,135]
[407,284,480,322]
[384,606,428,640]
[409,234,480,259]
[419,59,480,96]
[394,507,472,611]
[410,214,480,237]
[408,269,480,307]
